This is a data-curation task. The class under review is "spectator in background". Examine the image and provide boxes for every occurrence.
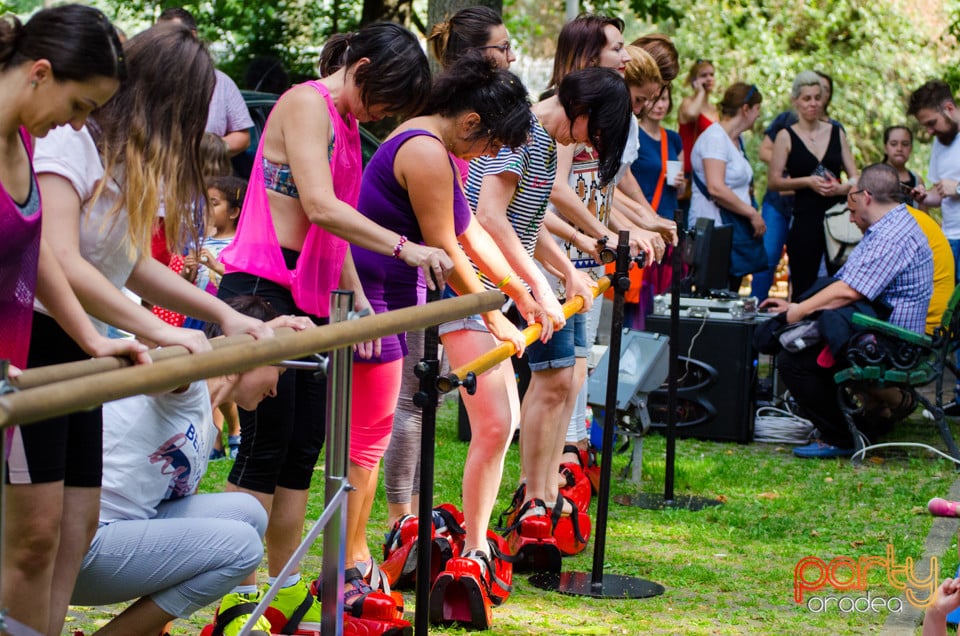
[883,125,927,209]
[631,83,685,326]
[678,59,720,204]
[689,82,766,291]
[768,70,858,299]
[157,7,253,157]
[908,80,960,279]
[753,73,848,300]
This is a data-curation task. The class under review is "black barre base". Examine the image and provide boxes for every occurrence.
[529,571,665,599]
[615,492,723,511]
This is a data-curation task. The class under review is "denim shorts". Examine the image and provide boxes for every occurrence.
[438,314,487,337]
[525,315,580,371]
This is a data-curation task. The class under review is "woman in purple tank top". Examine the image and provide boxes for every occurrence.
[348,52,548,628]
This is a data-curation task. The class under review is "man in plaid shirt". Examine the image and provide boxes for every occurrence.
[762,163,933,457]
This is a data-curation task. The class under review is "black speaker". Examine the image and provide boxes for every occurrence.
[644,315,757,443]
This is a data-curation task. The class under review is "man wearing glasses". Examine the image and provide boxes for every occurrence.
[761,163,933,458]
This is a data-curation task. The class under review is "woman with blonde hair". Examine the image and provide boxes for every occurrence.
[768,70,858,297]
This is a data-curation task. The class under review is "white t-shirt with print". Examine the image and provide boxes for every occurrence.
[100,381,215,523]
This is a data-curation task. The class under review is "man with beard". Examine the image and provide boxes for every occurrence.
[908,80,960,412]
[908,80,960,277]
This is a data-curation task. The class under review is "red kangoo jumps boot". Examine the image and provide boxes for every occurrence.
[501,498,562,574]
[558,460,591,514]
[551,494,591,556]
[429,531,514,629]
[380,514,421,589]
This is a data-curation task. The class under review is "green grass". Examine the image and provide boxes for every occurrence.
[68,400,960,635]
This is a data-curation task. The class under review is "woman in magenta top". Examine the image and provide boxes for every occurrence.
[347,53,545,626]
[0,7,153,633]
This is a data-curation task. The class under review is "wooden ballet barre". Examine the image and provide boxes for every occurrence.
[0,290,505,429]
[436,276,611,394]
[14,333,254,390]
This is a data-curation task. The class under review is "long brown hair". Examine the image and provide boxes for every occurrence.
[90,23,214,256]
[547,14,624,93]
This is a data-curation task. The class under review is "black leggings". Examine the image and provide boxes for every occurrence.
[5,312,102,486]
[218,266,327,493]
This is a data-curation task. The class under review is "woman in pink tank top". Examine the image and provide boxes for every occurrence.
[209,23,454,634]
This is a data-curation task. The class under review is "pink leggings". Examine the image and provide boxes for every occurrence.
[350,359,403,470]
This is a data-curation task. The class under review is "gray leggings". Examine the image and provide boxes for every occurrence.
[383,329,425,505]
[71,492,267,618]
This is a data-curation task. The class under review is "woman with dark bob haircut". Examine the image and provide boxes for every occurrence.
[456,65,629,602]
[348,52,550,632]
[209,22,453,632]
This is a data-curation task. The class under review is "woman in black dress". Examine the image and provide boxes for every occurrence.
[768,70,858,298]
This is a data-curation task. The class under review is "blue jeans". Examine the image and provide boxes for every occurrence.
[751,197,793,301]
[950,238,960,284]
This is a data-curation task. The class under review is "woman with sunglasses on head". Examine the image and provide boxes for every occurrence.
[690,82,766,291]
[768,70,858,299]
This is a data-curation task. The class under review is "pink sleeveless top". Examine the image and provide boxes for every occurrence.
[220,81,360,317]
[0,128,41,368]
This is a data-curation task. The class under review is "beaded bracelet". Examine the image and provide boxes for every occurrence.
[393,235,408,259]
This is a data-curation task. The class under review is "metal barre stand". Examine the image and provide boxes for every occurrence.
[616,216,723,512]
[411,284,442,636]
[237,291,356,635]
[530,230,664,598]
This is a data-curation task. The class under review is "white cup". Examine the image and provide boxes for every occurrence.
[665,160,682,183]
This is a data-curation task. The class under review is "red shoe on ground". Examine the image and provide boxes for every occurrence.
[429,531,514,630]
[550,493,591,556]
[500,498,562,574]
[380,504,467,590]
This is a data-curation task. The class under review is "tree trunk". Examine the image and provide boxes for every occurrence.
[427,0,502,33]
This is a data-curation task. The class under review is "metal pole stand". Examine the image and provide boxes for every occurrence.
[618,213,722,512]
[530,231,664,599]
[236,291,356,636]
[412,284,442,636]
